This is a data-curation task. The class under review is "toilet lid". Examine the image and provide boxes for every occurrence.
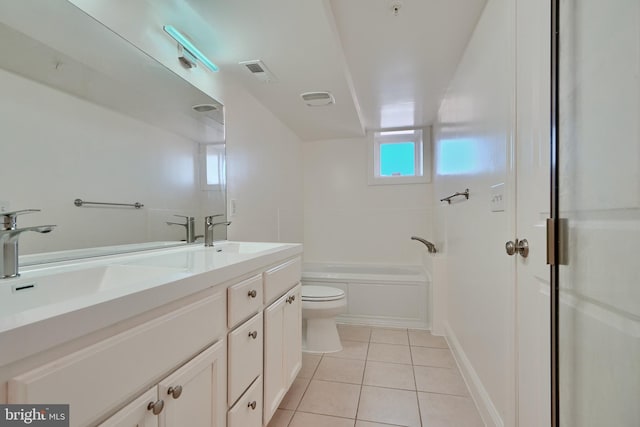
[302,285,345,301]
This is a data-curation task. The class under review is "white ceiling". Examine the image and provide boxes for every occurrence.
[182,0,487,141]
[79,0,487,141]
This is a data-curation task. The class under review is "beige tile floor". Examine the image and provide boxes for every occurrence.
[268,325,485,427]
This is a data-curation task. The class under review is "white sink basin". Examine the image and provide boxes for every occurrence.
[213,241,286,254]
[0,264,187,316]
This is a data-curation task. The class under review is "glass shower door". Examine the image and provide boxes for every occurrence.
[556,0,640,425]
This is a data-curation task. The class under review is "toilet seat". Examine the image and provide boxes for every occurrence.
[302,285,345,302]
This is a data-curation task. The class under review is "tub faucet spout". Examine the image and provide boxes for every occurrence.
[411,236,437,254]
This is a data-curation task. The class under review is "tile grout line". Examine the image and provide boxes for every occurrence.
[408,329,425,427]
[352,326,371,426]
[285,353,324,427]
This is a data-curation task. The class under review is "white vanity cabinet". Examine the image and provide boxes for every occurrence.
[263,257,302,425]
[2,248,303,427]
[99,339,226,427]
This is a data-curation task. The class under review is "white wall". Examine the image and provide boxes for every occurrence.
[0,68,202,254]
[433,0,514,425]
[303,137,432,265]
[225,82,304,244]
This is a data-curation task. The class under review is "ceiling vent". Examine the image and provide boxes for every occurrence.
[300,91,335,107]
[239,60,277,83]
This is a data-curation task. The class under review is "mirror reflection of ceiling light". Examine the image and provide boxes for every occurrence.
[163,25,219,72]
[300,91,335,107]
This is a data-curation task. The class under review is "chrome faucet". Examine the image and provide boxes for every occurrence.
[411,236,437,254]
[1,210,56,279]
[204,214,230,247]
[166,215,196,243]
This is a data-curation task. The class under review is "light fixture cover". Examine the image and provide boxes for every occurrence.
[300,91,335,107]
[163,25,219,72]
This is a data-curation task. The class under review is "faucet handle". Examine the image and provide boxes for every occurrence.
[173,214,195,224]
[205,214,224,225]
[2,209,41,230]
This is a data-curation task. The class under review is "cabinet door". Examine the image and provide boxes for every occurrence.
[98,387,158,427]
[283,285,302,389]
[262,294,286,424]
[158,339,226,427]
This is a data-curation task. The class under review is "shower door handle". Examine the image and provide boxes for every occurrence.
[505,239,529,258]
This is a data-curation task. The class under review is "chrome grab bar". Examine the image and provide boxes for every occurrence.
[440,189,469,204]
[74,198,144,209]
[411,236,437,253]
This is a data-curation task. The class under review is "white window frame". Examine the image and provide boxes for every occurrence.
[367,127,431,185]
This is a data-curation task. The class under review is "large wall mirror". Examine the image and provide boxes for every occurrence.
[0,1,226,261]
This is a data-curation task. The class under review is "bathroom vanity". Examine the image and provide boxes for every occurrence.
[0,242,302,427]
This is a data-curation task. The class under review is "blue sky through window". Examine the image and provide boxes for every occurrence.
[380,142,415,176]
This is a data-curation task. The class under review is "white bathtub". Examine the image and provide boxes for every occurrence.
[302,263,431,329]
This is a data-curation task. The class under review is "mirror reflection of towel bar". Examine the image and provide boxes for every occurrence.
[440,189,470,204]
[74,198,144,209]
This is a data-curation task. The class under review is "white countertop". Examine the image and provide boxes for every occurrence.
[0,241,302,366]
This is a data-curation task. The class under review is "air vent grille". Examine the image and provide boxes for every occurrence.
[239,60,277,83]
[245,63,264,73]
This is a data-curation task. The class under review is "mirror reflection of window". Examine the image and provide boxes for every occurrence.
[201,143,226,190]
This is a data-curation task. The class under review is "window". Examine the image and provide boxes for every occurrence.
[368,127,431,185]
[200,143,226,191]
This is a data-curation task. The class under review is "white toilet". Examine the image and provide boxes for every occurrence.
[301,285,347,353]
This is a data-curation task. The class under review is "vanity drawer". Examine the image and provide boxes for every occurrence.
[263,257,301,305]
[228,377,262,427]
[8,289,225,427]
[228,274,263,328]
[227,311,263,406]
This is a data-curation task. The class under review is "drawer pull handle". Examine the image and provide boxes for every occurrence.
[248,400,257,410]
[248,289,257,298]
[167,385,183,399]
[286,295,296,304]
[147,399,164,415]
[248,330,258,339]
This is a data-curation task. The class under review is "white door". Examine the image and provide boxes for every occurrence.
[515,0,551,425]
[557,0,640,425]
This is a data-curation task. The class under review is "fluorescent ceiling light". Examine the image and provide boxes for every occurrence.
[163,25,219,72]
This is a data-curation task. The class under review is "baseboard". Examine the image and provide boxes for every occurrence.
[444,322,504,427]
[336,315,429,330]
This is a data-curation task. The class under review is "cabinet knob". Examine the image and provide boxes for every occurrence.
[248,289,257,298]
[147,399,164,415]
[167,385,183,399]
[248,330,258,339]
[247,400,257,410]
[286,295,296,304]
